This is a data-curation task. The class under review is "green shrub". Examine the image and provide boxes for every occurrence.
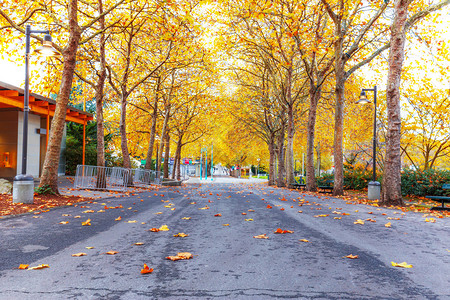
[34,184,56,195]
[401,169,450,196]
[343,163,374,190]
[316,173,334,186]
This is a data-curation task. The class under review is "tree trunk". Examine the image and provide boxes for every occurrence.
[175,136,183,180]
[381,0,411,206]
[306,84,321,192]
[163,133,170,179]
[332,42,345,196]
[157,105,170,174]
[119,93,131,169]
[285,68,295,188]
[144,76,160,170]
[276,131,286,187]
[39,0,81,194]
[95,0,106,189]
[268,140,276,186]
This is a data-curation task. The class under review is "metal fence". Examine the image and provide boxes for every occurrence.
[74,165,160,191]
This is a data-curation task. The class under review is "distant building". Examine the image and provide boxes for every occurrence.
[0,81,93,180]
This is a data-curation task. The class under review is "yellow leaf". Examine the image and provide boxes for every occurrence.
[82,210,95,213]
[223,224,230,226]
[345,254,359,259]
[28,264,49,270]
[299,239,309,242]
[105,251,118,255]
[253,234,269,239]
[85,247,94,249]
[115,216,122,221]
[385,222,392,228]
[18,264,29,269]
[134,242,144,245]
[173,233,189,237]
[72,252,87,257]
[245,218,254,221]
[159,225,169,231]
[182,217,191,220]
[354,219,365,225]
[154,212,163,215]
[391,261,412,268]
[59,221,69,224]
[82,219,91,226]
[127,220,137,223]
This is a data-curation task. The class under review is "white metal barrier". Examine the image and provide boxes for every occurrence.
[74,165,160,191]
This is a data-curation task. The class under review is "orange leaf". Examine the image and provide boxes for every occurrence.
[385,222,392,228]
[241,212,247,215]
[280,208,285,211]
[115,216,122,221]
[149,228,160,232]
[345,254,359,259]
[214,214,222,217]
[222,224,230,226]
[18,264,29,269]
[267,205,272,209]
[59,221,69,224]
[141,264,154,274]
[354,219,365,225]
[274,228,294,234]
[72,252,87,257]
[28,264,49,270]
[105,251,118,255]
[299,239,309,243]
[173,233,189,237]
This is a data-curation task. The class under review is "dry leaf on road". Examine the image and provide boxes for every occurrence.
[141,264,154,274]
[253,234,269,239]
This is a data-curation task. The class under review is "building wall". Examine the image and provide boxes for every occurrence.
[16,111,41,178]
[0,110,18,179]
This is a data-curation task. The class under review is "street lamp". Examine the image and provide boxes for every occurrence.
[356,85,380,200]
[13,25,59,204]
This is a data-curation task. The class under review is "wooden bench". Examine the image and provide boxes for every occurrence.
[425,184,450,211]
[291,177,306,190]
[318,179,334,193]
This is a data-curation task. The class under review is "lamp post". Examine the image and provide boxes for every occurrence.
[13,25,59,204]
[356,85,380,200]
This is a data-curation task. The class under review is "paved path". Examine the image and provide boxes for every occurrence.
[0,179,449,299]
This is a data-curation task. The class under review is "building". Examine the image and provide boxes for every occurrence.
[0,81,93,180]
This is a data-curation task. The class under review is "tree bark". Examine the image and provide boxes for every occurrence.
[95,0,106,189]
[285,67,295,188]
[276,130,286,187]
[163,133,170,179]
[157,104,170,174]
[306,84,321,192]
[381,0,411,206]
[144,76,161,170]
[39,0,81,193]
[119,93,131,169]
[268,139,276,186]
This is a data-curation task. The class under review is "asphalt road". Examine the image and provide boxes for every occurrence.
[0,179,449,299]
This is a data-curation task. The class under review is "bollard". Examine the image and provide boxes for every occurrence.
[368,181,381,200]
[13,174,34,204]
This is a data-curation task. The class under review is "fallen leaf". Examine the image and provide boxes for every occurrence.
[334,217,342,220]
[267,205,272,209]
[134,242,144,245]
[85,247,95,249]
[280,208,285,211]
[97,210,105,213]
[115,216,122,221]
[173,233,189,237]
[149,228,160,232]
[385,222,392,228]
[72,252,87,257]
[253,234,269,239]
[391,261,412,268]
[82,210,95,213]
[28,264,49,270]
[274,228,294,234]
[82,219,91,226]
[154,212,163,215]
[59,221,69,224]
[18,264,29,270]
[159,225,169,231]
[245,218,254,221]
[425,218,436,223]
[241,212,247,215]
[298,211,303,213]
[314,214,329,218]
[248,209,255,212]
[354,219,365,225]
[105,251,118,255]
[182,217,191,220]
[127,220,137,223]
[166,252,193,261]
[345,254,359,259]
[74,216,81,218]
[199,206,209,210]
[299,239,309,243]
[214,213,222,217]
[141,264,154,274]
[223,224,230,226]
[62,214,71,217]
